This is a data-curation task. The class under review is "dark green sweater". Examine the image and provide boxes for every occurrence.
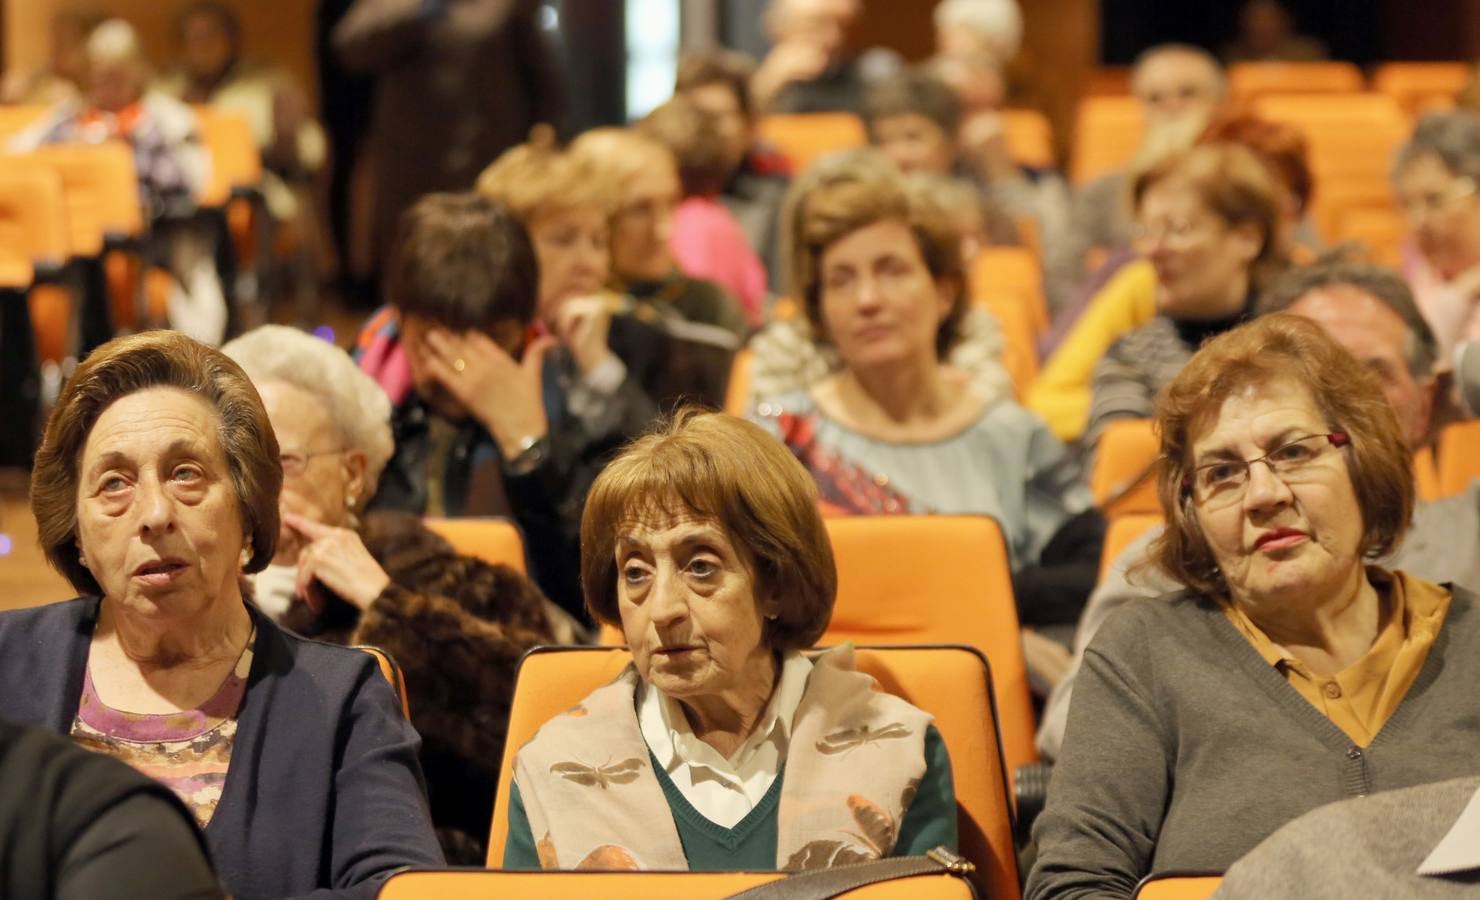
[504,725,955,870]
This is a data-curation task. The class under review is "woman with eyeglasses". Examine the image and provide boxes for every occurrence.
[1394,111,1480,363]
[1026,315,1480,900]
[1080,142,1290,454]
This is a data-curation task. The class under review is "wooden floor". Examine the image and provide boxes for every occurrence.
[0,467,69,611]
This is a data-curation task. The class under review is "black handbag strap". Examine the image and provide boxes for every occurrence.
[724,847,977,900]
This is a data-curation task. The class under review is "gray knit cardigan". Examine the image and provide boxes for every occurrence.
[1026,582,1480,900]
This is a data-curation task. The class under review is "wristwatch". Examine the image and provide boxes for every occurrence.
[504,433,550,477]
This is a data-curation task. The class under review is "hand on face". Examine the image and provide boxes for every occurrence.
[282,512,390,612]
[554,295,617,375]
[417,327,554,458]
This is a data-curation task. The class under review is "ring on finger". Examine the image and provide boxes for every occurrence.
[453,357,467,374]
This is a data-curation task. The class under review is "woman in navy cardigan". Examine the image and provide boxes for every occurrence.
[8,330,443,898]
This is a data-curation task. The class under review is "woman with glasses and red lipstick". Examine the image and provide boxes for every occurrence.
[1027,315,1480,900]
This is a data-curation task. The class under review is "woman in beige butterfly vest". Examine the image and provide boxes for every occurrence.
[503,409,957,871]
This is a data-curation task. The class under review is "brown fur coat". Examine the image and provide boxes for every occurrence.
[279,510,554,864]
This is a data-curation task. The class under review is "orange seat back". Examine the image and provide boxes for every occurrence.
[0,167,69,288]
[488,645,1019,898]
[0,105,49,139]
[1099,513,1163,584]
[1372,62,1472,116]
[1091,419,1162,517]
[1228,61,1364,100]
[970,247,1046,398]
[21,142,144,256]
[1332,204,1403,266]
[1071,95,1144,185]
[1084,67,1133,96]
[380,868,975,899]
[422,517,528,574]
[757,112,867,172]
[1002,109,1055,169]
[724,347,754,416]
[193,107,263,208]
[354,645,410,717]
[1133,873,1224,899]
[1250,93,1407,205]
[1413,445,1441,503]
[1437,420,1480,497]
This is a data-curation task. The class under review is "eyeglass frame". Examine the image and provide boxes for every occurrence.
[1181,431,1350,507]
[278,447,345,478]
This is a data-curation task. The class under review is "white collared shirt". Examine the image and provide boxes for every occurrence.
[637,652,812,828]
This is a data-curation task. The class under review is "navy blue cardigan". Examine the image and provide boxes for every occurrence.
[0,597,445,899]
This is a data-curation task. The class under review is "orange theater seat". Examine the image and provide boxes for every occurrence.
[757,112,867,172]
[1372,62,1472,116]
[1071,95,1144,185]
[1133,873,1224,899]
[1091,418,1162,518]
[1249,94,1407,210]
[0,167,72,363]
[1332,205,1403,266]
[1084,67,1133,96]
[422,517,527,574]
[599,515,1039,778]
[1413,445,1440,503]
[379,869,975,899]
[488,645,1020,899]
[1436,420,1480,497]
[970,246,1047,398]
[1099,513,1163,584]
[353,645,410,717]
[192,107,263,209]
[1002,108,1055,169]
[1228,61,1363,100]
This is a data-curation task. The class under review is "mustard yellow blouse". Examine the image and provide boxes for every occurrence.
[1224,569,1452,747]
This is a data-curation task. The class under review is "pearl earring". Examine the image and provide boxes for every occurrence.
[346,494,358,510]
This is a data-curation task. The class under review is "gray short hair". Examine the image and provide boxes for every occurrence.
[933,0,1024,61]
[87,19,145,67]
[1130,43,1227,99]
[221,325,395,494]
[1257,260,1439,379]
[1394,110,1480,184]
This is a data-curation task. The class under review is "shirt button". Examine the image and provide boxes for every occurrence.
[1324,682,1343,699]
[874,473,890,487]
[1347,747,1363,760]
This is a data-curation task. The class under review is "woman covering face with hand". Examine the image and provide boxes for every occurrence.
[355,192,655,617]
[0,331,443,899]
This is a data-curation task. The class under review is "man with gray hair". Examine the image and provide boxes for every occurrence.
[1037,261,1480,760]
[1065,44,1227,281]
[751,0,898,115]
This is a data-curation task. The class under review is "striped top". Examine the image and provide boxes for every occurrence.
[70,631,255,827]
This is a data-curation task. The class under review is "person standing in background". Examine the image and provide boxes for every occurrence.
[333,0,565,293]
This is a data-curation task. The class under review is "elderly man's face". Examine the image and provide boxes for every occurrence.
[772,0,859,58]
[88,58,144,113]
[1133,51,1223,127]
[255,380,362,565]
[75,387,248,616]
[1287,286,1434,448]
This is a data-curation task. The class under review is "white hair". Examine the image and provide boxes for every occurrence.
[221,325,395,494]
[86,19,145,66]
[933,0,1024,61]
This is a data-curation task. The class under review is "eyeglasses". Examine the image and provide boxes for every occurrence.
[1130,217,1215,248]
[279,448,342,477]
[1184,432,1349,508]
[1397,177,1477,220]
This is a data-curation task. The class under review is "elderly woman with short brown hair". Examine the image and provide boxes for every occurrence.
[502,410,956,871]
[1027,314,1480,899]
[1,330,443,898]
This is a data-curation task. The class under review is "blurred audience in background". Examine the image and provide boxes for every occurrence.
[1,9,102,105]
[333,0,566,296]
[751,0,898,115]
[1223,0,1329,64]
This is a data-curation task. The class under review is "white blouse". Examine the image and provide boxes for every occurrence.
[637,652,813,828]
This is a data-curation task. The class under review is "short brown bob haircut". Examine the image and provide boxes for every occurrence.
[581,408,837,651]
[1148,314,1413,597]
[31,330,281,596]
[674,49,756,118]
[784,148,967,358]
